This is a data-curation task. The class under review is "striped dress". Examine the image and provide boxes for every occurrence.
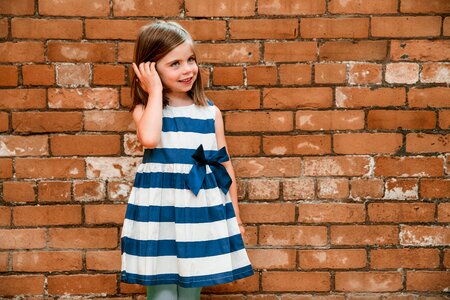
[121,101,254,288]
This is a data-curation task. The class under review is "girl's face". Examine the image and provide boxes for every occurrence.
[156,41,198,99]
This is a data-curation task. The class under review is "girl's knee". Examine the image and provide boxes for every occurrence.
[147,284,177,300]
[178,285,202,300]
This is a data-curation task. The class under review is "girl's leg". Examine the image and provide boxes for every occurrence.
[147,284,177,300]
[177,285,202,300]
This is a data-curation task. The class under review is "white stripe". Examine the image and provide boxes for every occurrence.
[158,132,217,150]
[127,186,229,208]
[163,105,215,120]
[136,162,214,174]
[121,217,240,242]
[121,248,251,278]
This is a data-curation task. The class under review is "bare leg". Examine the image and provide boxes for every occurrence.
[147,284,177,300]
[178,285,202,300]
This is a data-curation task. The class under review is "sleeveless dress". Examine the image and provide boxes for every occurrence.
[120,101,254,288]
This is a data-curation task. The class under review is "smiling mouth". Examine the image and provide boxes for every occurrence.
[179,77,193,83]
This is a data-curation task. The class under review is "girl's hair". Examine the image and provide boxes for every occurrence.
[130,21,208,111]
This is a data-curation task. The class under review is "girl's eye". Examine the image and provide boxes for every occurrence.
[171,61,180,67]
[188,57,196,62]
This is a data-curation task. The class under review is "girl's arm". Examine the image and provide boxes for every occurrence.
[132,62,163,149]
[214,106,245,235]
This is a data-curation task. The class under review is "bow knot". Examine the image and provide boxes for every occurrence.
[186,145,232,196]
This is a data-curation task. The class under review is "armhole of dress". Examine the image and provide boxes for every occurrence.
[207,99,216,121]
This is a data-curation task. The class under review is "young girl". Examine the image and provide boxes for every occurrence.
[120,21,254,299]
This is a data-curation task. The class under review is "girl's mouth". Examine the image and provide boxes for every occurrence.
[179,77,193,84]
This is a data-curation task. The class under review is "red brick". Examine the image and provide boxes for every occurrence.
[299,249,366,269]
[372,17,441,37]
[263,135,331,155]
[401,225,450,246]
[296,110,364,131]
[16,158,85,179]
[438,203,450,222]
[420,179,450,199]
[302,18,368,38]
[84,110,134,131]
[0,275,44,296]
[48,42,115,63]
[233,157,301,178]
[262,272,330,292]
[108,181,133,201]
[279,64,312,85]
[314,63,346,84]
[0,135,48,156]
[400,0,450,13]
[13,111,82,133]
[406,271,450,291]
[303,156,370,176]
[320,41,387,61]
[408,87,450,108]
[328,0,398,14]
[186,0,253,16]
[263,87,332,109]
[0,158,13,178]
[48,88,119,109]
[369,203,435,223]
[51,135,121,156]
[0,0,35,15]
[85,204,126,224]
[247,179,279,200]
[85,19,147,40]
[0,89,46,109]
[317,178,349,199]
[86,250,121,271]
[206,90,260,110]
[259,225,327,246]
[265,41,317,62]
[0,65,18,86]
[384,178,418,200]
[0,252,8,271]
[243,226,257,246]
[335,272,402,292]
[231,19,297,39]
[334,133,402,154]
[124,133,143,156]
[178,20,226,41]
[336,87,405,108]
[258,0,325,15]
[445,17,450,36]
[349,63,382,84]
[391,40,450,62]
[0,42,44,62]
[3,181,36,202]
[282,178,315,200]
[385,63,419,84]
[93,64,126,85]
[241,203,295,223]
[48,228,117,249]
[203,273,259,293]
[196,43,259,64]
[13,205,82,226]
[298,203,365,223]
[331,225,398,246]
[445,249,450,267]
[22,64,55,85]
[351,178,384,199]
[368,110,436,130]
[48,274,116,295]
[56,63,90,86]
[371,249,440,269]
[406,133,450,153]
[227,136,260,156]
[0,17,7,38]
[375,156,443,177]
[86,157,140,180]
[12,18,82,39]
[40,0,109,16]
[0,229,46,249]
[0,111,8,132]
[0,206,11,226]
[225,111,293,132]
[247,65,277,86]
[74,180,106,201]
[119,282,147,294]
[421,63,450,83]
[38,181,71,202]
[118,42,134,63]
[247,249,296,270]
[213,66,243,86]
[13,250,82,272]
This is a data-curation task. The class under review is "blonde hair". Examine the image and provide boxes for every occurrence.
[130,21,207,111]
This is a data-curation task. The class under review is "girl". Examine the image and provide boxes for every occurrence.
[120,21,254,300]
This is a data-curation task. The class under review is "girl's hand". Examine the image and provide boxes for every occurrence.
[132,62,163,95]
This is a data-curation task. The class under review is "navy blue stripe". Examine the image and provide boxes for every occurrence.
[120,265,254,288]
[162,117,215,134]
[142,148,219,164]
[125,202,235,223]
[121,233,245,258]
[133,171,220,190]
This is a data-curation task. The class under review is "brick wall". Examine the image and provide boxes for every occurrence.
[0,0,449,298]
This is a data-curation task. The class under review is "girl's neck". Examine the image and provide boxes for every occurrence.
[166,92,193,107]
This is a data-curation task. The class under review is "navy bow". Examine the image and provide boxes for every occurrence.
[186,144,232,196]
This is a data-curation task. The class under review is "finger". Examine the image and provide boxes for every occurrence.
[150,61,157,72]
[144,61,151,74]
[132,63,142,81]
